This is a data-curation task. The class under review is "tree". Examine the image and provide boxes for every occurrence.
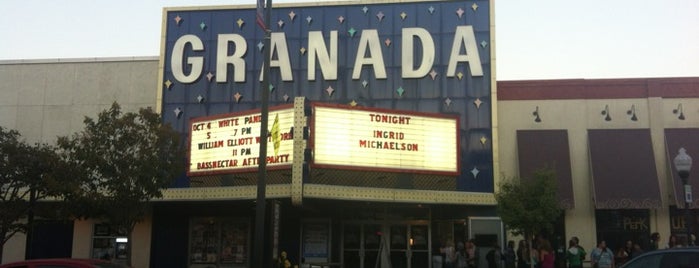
[0,126,70,262]
[495,168,563,268]
[57,102,184,266]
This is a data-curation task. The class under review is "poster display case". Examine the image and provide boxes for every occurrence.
[189,218,250,268]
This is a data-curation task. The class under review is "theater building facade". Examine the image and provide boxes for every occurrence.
[0,1,698,268]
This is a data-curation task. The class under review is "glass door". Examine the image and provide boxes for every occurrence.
[342,222,430,268]
[342,224,361,268]
[390,225,407,267]
[363,224,382,268]
[409,224,430,268]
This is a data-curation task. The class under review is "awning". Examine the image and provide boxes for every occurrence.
[517,130,574,209]
[664,128,699,209]
[588,129,661,209]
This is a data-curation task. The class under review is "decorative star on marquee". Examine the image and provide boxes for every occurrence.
[400,12,407,20]
[362,80,368,88]
[481,40,488,48]
[257,42,264,52]
[234,92,242,103]
[288,11,296,21]
[384,38,391,47]
[428,6,435,14]
[445,98,452,107]
[474,98,483,109]
[429,69,438,80]
[206,72,214,82]
[199,21,207,30]
[173,107,183,118]
[325,86,335,96]
[480,136,488,145]
[456,8,465,18]
[300,47,306,55]
[457,72,464,80]
[164,79,173,90]
[306,16,313,25]
[197,95,205,103]
[471,167,480,178]
[283,94,290,102]
[269,84,275,92]
[376,11,385,22]
[174,15,182,25]
[348,27,357,37]
[338,16,345,24]
[277,19,285,28]
[362,6,369,14]
[396,86,405,96]
[472,3,479,11]
[349,100,358,106]
[236,18,244,28]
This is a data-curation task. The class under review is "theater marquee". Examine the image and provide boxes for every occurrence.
[188,105,295,176]
[161,0,495,192]
[312,103,460,175]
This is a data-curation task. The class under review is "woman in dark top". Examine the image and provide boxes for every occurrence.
[516,240,529,268]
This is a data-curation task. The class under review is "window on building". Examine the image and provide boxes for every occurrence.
[91,224,128,262]
[189,218,250,267]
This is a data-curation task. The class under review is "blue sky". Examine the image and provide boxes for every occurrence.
[1,0,697,80]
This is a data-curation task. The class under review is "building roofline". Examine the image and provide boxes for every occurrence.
[0,56,158,65]
[498,77,699,100]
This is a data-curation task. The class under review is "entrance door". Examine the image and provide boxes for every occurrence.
[342,222,429,268]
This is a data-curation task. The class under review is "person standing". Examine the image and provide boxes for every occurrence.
[566,239,586,268]
[614,240,632,266]
[649,232,660,250]
[466,239,480,268]
[538,239,555,268]
[434,240,445,268]
[456,241,468,268]
[667,234,680,248]
[486,243,503,268]
[516,240,530,268]
[444,240,457,268]
[504,240,516,268]
[590,240,614,268]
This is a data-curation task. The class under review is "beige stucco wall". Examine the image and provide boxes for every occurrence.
[0,57,158,144]
[498,96,699,251]
[0,58,158,265]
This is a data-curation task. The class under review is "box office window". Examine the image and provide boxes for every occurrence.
[189,218,250,267]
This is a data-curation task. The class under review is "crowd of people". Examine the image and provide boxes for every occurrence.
[432,232,692,268]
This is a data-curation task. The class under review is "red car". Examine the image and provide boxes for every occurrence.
[0,259,126,268]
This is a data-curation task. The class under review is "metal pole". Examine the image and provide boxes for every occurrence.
[254,0,272,266]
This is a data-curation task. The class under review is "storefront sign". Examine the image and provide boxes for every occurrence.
[312,103,459,175]
[188,106,294,175]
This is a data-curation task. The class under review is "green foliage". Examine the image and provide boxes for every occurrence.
[495,168,563,239]
[57,102,184,233]
[0,126,70,247]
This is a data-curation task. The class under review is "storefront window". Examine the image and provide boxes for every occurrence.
[669,206,698,245]
[91,224,127,262]
[189,218,250,268]
[595,209,650,251]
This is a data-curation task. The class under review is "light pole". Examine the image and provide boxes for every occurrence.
[674,147,693,246]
